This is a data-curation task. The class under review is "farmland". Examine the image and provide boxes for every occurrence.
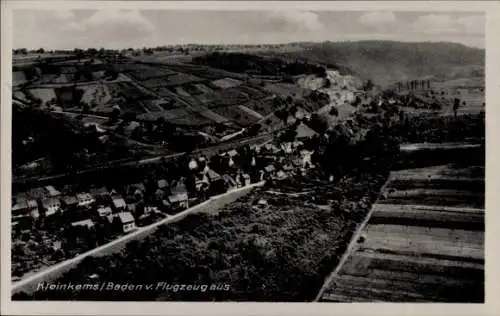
[318,157,484,302]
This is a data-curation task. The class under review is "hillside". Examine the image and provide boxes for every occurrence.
[264,41,484,87]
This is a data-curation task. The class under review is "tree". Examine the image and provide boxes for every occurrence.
[323,78,332,88]
[363,79,374,91]
[308,114,328,135]
[111,108,120,120]
[329,107,339,116]
[279,127,297,143]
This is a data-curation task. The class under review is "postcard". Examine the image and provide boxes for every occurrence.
[1,1,499,315]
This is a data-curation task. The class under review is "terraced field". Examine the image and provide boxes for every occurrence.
[27,88,57,104]
[318,163,485,303]
[137,108,212,126]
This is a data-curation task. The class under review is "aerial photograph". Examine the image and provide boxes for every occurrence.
[9,8,485,302]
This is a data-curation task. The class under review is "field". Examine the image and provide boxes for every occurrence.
[79,84,112,106]
[212,105,260,127]
[13,71,28,86]
[319,162,484,302]
[263,83,302,97]
[137,108,212,126]
[243,97,278,117]
[211,78,243,89]
[26,88,57,104]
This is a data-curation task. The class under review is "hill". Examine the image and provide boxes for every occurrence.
[264,41,484,87]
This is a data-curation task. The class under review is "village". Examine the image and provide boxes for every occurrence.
[11,121,319,280]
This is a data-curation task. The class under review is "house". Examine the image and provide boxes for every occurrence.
[76,193,95,208]
[112,196,127,211]
[154,188,165,201]
[41,197,62,217]
[13,192,28,202]
[286,114,297,125]
[275,170,288,181]
[242,173,251,186]
[157,179,169,190]
[12,201,29,220]
[117,212,136,233]
[195,174,210,192]
[90,187,109,199]
[227,149,238,158]
[168,192,189,210]
[236,173,251,187]
[223,175,237,189]
[296,122,318,141]
[106,214,115,224]
[264,164,276,174]
[205,168,222,182]
[299,149,314,168]
[27,199,39,219]
[127,183,146,195]
[144,206,160,216]
[27,187,48,200]
[61,196,78,210]
[264,143,281,154]
[45,185,61,197]
[188,159,199,170]
[71,219,94,229]
[97,207,112,218]
[294,107,309,120]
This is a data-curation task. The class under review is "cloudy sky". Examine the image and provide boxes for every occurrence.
[13,10,485,49]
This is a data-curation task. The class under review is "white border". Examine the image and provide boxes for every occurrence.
[2,1,500,315]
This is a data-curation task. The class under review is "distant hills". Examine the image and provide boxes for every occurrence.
[13,40,485,89]
[272,41,485,87]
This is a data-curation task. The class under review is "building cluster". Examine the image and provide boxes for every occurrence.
[12,126,318,242]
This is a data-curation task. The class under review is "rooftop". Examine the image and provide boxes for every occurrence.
[117,212,135,224]
[71,219,94,228]
[169,192,188,203]
[296,122,319,139]
[41,197,61,207]
[97,207,112,216]
[61,196,78,205]
[112,197,127,209]
[157,179,169,189]
[90,187,109,196]
[264,165,276,173]
[76,193,93,201]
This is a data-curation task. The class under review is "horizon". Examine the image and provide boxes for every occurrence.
[13,10,485,50]
[13,39,486,51]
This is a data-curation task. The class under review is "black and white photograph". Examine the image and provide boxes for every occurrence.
[1,0,498,314]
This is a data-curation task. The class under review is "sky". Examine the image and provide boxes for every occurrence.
[12,10,485,50]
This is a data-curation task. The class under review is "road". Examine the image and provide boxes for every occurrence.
[400,142,482,152]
